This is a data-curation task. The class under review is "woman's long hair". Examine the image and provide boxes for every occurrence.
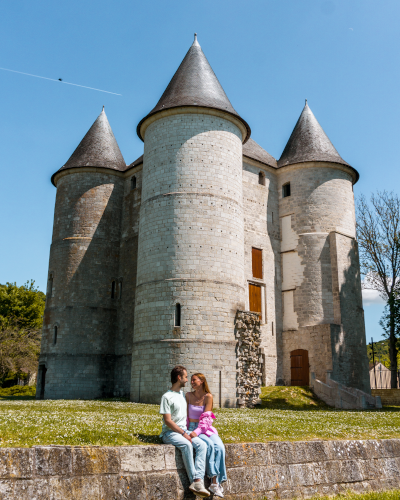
[192,373,212,395]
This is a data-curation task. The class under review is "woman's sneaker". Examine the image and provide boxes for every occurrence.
[209,483,224,498]
[189,480,210,498]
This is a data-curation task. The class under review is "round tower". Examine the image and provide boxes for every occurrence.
[37,109,126,399]
[277,102,370,393]
[131,35,250,405]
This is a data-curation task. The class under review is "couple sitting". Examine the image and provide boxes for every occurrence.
[160,365,226,498]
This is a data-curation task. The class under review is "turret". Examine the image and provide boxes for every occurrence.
[277,102,370,393]
[131,35,250,405]
[37,109,127,399]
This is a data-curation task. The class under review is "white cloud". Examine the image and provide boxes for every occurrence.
[362,289,386,306]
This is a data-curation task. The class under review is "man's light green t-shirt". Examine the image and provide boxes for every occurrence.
[159,389,187,437]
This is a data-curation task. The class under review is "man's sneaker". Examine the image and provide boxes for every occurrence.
[189,481,210,498]
[209,483,224,498]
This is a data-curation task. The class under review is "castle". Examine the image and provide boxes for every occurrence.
[37,35,371,405]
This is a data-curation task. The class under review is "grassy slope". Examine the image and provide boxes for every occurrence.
[0,386,399,448]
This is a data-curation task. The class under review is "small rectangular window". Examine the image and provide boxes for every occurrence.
[111,281,116,299]
[53,326,58,345]
[131,176,137,190]
[282,183,291,198]
[252,248,263,279]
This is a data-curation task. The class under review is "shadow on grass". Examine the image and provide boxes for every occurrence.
[0,396,36,401]
[135,434,162,444]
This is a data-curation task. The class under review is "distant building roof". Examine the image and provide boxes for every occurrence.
[136,34,250,143]
[52,108,126,185]
[243,138,277,169]
[278,102,354,173]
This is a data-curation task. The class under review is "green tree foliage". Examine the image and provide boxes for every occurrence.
[0,281,46,329]
[379,293,400,367]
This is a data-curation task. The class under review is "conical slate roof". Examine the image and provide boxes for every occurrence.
[243,138,277,168]
[52,108,126,185]
[278,102,350,168]
[137,34,250,142]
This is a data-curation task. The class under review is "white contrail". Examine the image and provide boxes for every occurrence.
[0,66,122,95]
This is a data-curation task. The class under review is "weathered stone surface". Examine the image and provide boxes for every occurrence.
[34,446,72,476]
[164,446,185,471]
[225,443,269,468]
[120,446,165,473]
[72,446,119,476]
[48,476,101,499]
[0,448,32,479]
[146,472,179,500]
[99,474,147,500]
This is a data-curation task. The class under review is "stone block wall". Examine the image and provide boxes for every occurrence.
[372,389,400,406]
[242,160,281,386]
[38,171,124,399]
[1,440,399,499]
[131,111,246,405]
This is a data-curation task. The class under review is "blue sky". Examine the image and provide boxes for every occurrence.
[0,0,398,341]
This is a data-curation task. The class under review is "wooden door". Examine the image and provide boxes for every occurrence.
[290,349,309,386]
[252,248,263,279]
[249,284,262,319]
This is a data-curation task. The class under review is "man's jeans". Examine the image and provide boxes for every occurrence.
[162,428,207,483]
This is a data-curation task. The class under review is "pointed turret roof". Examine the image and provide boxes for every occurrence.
[52,108,126,185]
[278,102,350,168]
[137,34,250,142]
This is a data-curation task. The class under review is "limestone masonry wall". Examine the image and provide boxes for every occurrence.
[39,171,124,399]
[131,112,245,406]
[1,440,399,499]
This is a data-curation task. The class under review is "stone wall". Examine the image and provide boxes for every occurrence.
[1,440,399,499]
[235,311,263,407]
[131,111,245,406]
[38,171,124,400]
[242,160,281,386]
[372,389,400,406]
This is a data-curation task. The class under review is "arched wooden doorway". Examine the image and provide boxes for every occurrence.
[290,349,309,386]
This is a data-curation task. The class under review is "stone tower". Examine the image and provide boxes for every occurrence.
[131,35,250,406]
[37,109,129,399]
[277,102,370,393]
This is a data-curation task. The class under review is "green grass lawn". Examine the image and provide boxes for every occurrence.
[0,386,399,448]
[275,491,400,500]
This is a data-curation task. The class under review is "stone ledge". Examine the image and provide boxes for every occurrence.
[0,440,398,499]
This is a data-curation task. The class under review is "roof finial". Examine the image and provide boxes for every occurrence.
[305,99,308,106]
[194,33,197,41]
[102,105,105,111]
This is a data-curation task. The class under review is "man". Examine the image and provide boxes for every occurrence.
[160,365,210,498]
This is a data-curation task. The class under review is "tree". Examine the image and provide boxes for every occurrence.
[379,293,400,369]
[356,191,400,388]
[0,281,46,329]
[0,322,41,386]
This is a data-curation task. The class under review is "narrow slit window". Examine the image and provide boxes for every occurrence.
[258,172,265,186]
[175,303,181,327]
[119,281,122,299]
[252,247,263,279]
[48,274,53,296]
[272,321,274,336]
[131,176,137,190]
[282,182,291,198]
[53,326,58,345]
[111,281,116,299]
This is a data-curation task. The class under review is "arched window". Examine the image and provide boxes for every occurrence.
[175,303,181,327]
[258,172,265,186]
[131,176,137,190]
[53,325,58,345]
[282,182,291,198]
[111,281,116,299]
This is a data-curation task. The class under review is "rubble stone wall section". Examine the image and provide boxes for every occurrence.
[235,311,263,407]
[1,440,400,499]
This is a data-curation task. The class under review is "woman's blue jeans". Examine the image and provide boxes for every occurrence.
[188,422,227,483]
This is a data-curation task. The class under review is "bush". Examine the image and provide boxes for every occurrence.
[0,385,36,397]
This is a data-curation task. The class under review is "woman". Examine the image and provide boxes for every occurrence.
[186,373,227,498]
